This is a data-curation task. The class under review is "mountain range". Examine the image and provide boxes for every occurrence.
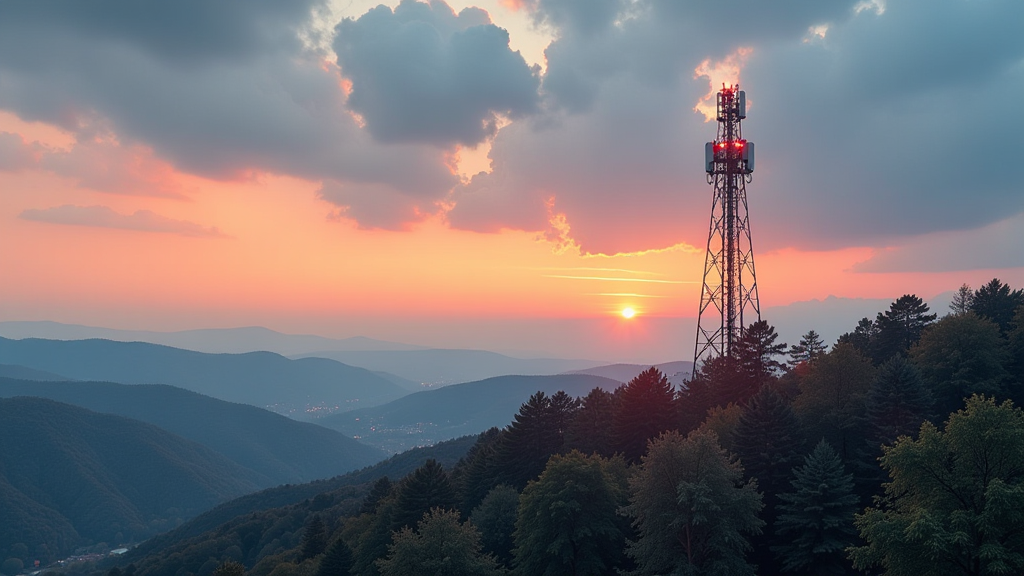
[317,373,620,452]
[0,337,407,417]
[0,378,385,486]
[0,397,264,560]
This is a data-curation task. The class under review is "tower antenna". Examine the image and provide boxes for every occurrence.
[694,84,760,367]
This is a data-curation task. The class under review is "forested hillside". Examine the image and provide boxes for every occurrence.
[0,338,407,416]
[318,374,619,452]
[0,398,263,564]
[85,279,1024,576]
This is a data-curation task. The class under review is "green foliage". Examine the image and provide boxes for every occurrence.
[772,440,858,575]
[788,329,827,367]
[734,386,804,502]
[623,429,763,576]
[1,558,23,576]
[850,396,1024,576]
[910,313,1009,415]
[794,343,875,462]
[867,355,933,446]
[317,538,353,576]
[454,428,504,513]
[697,403,742,453]
[376,509,506,576]
[390,460,457,532]
[563,388,616,457]
[873,294,937,363]
[469,486,519,567]
[512,451,629,575]
[734,320,788,391]
[971,278,1024,334]
[492,392,578,489]
[211,561,245,576]
[357,478,392,516]
[300,516,327,560]
[612,368,677,463]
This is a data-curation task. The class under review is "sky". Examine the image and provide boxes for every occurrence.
[1,0,1023,362]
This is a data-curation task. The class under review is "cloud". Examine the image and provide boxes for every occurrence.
[19,205,228,238]
[333,0,541,147]
[448,0,1024,256]
[0,131,37,171]
[852,214,1024,273]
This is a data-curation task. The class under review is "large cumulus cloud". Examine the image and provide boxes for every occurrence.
[334,0,541,147]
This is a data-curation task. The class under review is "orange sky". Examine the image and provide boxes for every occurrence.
[2,0,1022,362]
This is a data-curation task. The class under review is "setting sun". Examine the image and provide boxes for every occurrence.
[621,307,636,319]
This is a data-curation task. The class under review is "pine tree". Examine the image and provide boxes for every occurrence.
[837,317,878,361]
[873,294,936,363]
[564,387,616,457]
[491,392,576,490]
[950,283,974,315]
[972,278,1024,334]
[359,477,393,516]
[391,459,457,531]
[301,515,328,559]
[612,368,677,463]
[318,538,354,576]
[772,440,859,575]
[734,320,788,388]
[788,329,826,367]
[866,355,933,447]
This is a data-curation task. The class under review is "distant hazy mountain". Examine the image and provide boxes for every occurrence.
[0,363,71,381]
[293,349,606,388]
[0,337,408,417]
[317,373,620,452]
[0,397,262,559]
[566,360,693,385]
[0,321,425,355]
[0,378,385,486]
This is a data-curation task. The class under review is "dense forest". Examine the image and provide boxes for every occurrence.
[9,278,1024,576]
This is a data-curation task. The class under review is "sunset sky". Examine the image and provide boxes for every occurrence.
[1,0,1023,362]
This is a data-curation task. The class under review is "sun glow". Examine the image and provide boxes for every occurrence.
[621,307,636,319]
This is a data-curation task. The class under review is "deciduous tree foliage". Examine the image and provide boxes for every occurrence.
[470,485,519,567]
[623,430,763,576]
[772,440,859,576]
[910,313,1009,415]
[852,396,1024,576]
[793,343,875,462]
[612,368,677,464]
[513,451,629,576]
[376,509,506,576]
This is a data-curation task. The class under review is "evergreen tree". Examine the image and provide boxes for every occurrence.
[732,386,804,573]
[391,459,458,532]
[734,320,788,389]
[318,539,354,576]
[836,317,878,360]
[612,368,678,463]
[678,366,718,432]
[851,396,1024,576]
[788,329,827,367]
[301,515,328,559]
[359,477,393,516]
[469,485,519,568]
[772,440,859,575]
[1008,306,1024,403]
[455,427,504,513]
[512,451,629,576]
[492,392,576,490]
[873,294,936,363]
[972,278,1024,334]
[349,498,397,576]
[950,283,974,315]
[623,429,763,576]
[910,313,1009,415]
[564,387,616,457]
[376,509,506,576]
[866,355,933,447]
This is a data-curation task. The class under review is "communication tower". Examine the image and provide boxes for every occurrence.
[694,85,760,367]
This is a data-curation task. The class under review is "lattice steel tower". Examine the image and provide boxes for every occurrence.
[694,85,760,367]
